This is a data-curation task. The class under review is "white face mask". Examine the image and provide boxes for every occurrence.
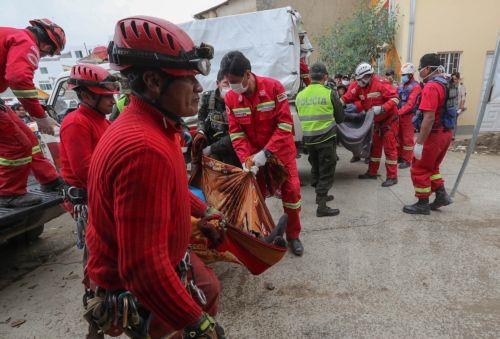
[229,82,248,94]
[220,87,230,99]
[341,80,349,86]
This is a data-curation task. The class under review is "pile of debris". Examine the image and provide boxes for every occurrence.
[450,132,500,154]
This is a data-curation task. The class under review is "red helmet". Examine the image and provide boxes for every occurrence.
[68,64,120,95]
[29,19,66,56]
[108,16,213,76]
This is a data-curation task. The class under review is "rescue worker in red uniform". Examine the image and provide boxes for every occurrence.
[403,53,453,215]
[221,51,304,256]
[397,62,422,169]
[60,64,118,190]
[85,16,225,338]
[341,62,400,187]
[0,19,65,207]
[59,64,119,251]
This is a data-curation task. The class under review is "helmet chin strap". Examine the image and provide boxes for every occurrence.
[82,94,107,116]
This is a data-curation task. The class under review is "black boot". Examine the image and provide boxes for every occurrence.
[0,193,42,208]
[288,238,304,256]
[316,195,340,217]
[40,177,65,193]
[358,173,378,179]
[315,194,334,203]
[403,198,430,215]
[430,186,453,210]
[350,156,360,163]
[381,178,398,187]
[398,161,411,169]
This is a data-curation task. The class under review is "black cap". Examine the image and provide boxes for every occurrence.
[310,62,328,80]
[419,53,441,69]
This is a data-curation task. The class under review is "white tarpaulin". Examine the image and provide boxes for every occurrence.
[180,7,302,95]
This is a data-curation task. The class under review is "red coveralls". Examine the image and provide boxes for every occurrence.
[341,75,400,179]
[300,58,311,86]
[226,74,302,240]
[0,27,59,196]
[397,80,422,163]
[411,82,452,198]
[59,105,110,190]
[85,97,218,337]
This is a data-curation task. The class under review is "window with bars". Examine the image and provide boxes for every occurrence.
[437,52,461,74]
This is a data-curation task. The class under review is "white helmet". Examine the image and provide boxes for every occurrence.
[401,62,415,75]
[355,62,374,80]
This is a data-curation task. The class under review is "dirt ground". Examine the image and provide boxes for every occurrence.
[0,148,499,338]
[451,132,500,154]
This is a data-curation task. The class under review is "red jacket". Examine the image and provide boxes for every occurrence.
[0,27,45,118]
[85,96,207,329]
[59,105,111,189]
[226,74,296,164]
[341,75,399,123]
[398,80,422,116]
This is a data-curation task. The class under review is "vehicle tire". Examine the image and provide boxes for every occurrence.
[24,224,45,242]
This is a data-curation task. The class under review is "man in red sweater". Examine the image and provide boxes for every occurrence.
[341,62,400,187]
[85,16,224,338]
[0,19,65,207]
[60,64,118,190]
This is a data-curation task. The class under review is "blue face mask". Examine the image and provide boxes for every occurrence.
[401,75,410,83]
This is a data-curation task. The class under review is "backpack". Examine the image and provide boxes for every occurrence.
[397,80,421,114]
[412,76,457,131]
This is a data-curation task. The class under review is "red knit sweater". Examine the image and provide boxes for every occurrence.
[86,96,207,329]
[59,104,110,189]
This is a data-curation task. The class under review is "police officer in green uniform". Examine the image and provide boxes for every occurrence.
[198,70,240,167]
[296,62,345,217]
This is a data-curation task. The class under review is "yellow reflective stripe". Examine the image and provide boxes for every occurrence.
[415,187,431,193]
[283,200,302,209]
[278,122,293,132]
[370,157,381,162]
[233,107,251,115]
[366,91,381,98]
[230,132,246,141]
[386,159,398,165]
[256,101,275,110]
[391,98,400,104]
[430,174,442,181]
[403,146,414,150]
[0,155,32,166]
[12,89,38,98]
[32,145,41,154]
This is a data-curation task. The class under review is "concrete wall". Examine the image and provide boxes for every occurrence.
[257,0,361,61]
[393,0,500,129]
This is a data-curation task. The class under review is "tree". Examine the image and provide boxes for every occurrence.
[316,1,398,76]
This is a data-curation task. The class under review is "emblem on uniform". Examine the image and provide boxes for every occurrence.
[259,90,266,96]
[277,92,287,102]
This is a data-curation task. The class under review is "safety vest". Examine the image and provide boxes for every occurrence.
[295,83,335,145]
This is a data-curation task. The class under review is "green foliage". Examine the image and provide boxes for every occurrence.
[316,1,398,75]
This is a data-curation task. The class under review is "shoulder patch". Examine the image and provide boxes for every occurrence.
[277,92,287,102]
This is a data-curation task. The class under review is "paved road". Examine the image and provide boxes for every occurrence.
[0,149,499,338]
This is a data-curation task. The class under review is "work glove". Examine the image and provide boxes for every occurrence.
[253,149,269,167]
[200,206,226,248]
[183,313,226,339]
[345,103,357,113]
[242,162,259,176]
[202,146,212,156]
[413,143,423,160]
[33,115,59,135]
[372,105,384,115]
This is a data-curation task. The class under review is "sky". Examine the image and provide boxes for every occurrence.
[0,0,225,49]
